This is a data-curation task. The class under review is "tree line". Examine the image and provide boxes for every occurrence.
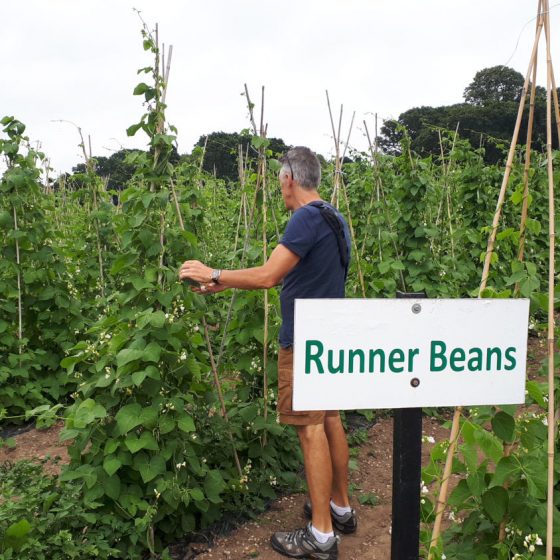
[62,65,558,190]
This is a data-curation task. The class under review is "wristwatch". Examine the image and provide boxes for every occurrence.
[211,269,222,284]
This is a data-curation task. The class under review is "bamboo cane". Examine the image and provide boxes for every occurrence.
[13,206,23,354]
[326,91,341,207]
[479,17,543,292]
[542,2,560,148]
[515,36,539,284]
[339,176,366,297]
[244,83,258,136]
[430,9,545,558]
[261,154,269,444]
[501,9,541,534]
[543,2,556,556]
[428,407,462,558]
[363,120,407,291]
[203,319,243,477]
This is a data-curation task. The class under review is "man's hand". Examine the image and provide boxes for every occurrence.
[179,260,213,284]
[191,282,227,295]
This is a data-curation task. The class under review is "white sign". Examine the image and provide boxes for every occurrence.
[293,298,529,410]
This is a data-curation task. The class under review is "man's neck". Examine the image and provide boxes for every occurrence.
[291,188,321,210]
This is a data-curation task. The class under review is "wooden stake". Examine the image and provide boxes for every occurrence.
[244,83,258,136]
[479,16,544,292]
[428,406,462,558]
[326,91,341,207]
[13,205,23,353]
[203,319,243,477]
[363,120,407,291]
[261,154,269,443]
[516,36,539,274]
[543,2,556,556]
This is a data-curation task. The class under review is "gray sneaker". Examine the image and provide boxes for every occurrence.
[303,500,357,534]
[270,522,340,559]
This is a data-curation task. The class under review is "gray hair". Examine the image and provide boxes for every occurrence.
[279,146,321,189]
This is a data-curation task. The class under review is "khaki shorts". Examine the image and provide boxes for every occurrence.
[278,347,339,426]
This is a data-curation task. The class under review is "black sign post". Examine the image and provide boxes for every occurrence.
[391,291,425,560]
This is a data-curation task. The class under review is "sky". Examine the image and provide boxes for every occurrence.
[1,0,559,176]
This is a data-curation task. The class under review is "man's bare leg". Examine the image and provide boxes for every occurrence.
[324,414,350,507]
[296,423,333,533]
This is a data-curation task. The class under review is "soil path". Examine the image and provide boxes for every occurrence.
[175,416,449,560]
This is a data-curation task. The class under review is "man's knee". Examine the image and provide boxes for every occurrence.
[296,423,326,446]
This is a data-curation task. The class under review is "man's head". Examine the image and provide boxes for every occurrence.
[279,146,321,189]
[278,147,321,210]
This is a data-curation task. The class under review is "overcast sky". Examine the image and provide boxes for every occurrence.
[1,1,558,175]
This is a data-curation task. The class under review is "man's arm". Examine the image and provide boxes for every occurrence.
[178,244,300,291]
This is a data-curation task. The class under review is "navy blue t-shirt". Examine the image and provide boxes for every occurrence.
[279,201,351,348]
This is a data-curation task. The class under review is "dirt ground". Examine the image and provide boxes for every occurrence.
[179,415,449,560]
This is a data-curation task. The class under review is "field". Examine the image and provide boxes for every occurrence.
[0,21,559,560]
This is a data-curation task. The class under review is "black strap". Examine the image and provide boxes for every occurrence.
[308,201,350,272]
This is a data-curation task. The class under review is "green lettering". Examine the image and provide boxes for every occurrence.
[305,340,324,374]
[467,348,483,371]
[328,349,344,374]
[430,340,447,372]
[349,349,365,373]
[486,347,502,371]
[408,348,419,372]
[504,347,517,371]
[389,349,405,372]
[369,349,385,373]
[450,348,465,372]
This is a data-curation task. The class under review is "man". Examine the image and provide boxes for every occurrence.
[179,146,356,559]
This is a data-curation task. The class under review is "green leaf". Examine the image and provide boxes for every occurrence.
[116,348,144,367]
[448,479,472,507]
[104,474,121,500]
[143,342,161,362]
[474,427,503,463]
[204,470,226,504]
[177,414,196,433]
[110,253,138,274]
[491,411,516,443]
[103,455,122,476]
[125,431,159,453]
[115,403,143,434]
[133,82,150,95]
[74,398,107,429]
[4,519,31,550]
[481,486,508,523]
[491,455,520,487]
[132,370,148,386]
[135,454,166,483]
[189,487,205,501]
[126,123,142,137]
[140,406,159,429]
[526,380,547,408]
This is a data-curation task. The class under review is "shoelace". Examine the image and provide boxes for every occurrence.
[285,527,307,545]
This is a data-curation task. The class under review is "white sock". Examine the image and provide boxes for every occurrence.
[311,524,334,543]
[330,500,352,516]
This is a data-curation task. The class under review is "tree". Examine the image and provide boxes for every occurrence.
[377,66,557,163]
[194,131,290,181]
[463,65,525,106]
[71,147,180,192]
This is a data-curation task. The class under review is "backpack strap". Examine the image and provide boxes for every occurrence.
[308,201,350,274]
